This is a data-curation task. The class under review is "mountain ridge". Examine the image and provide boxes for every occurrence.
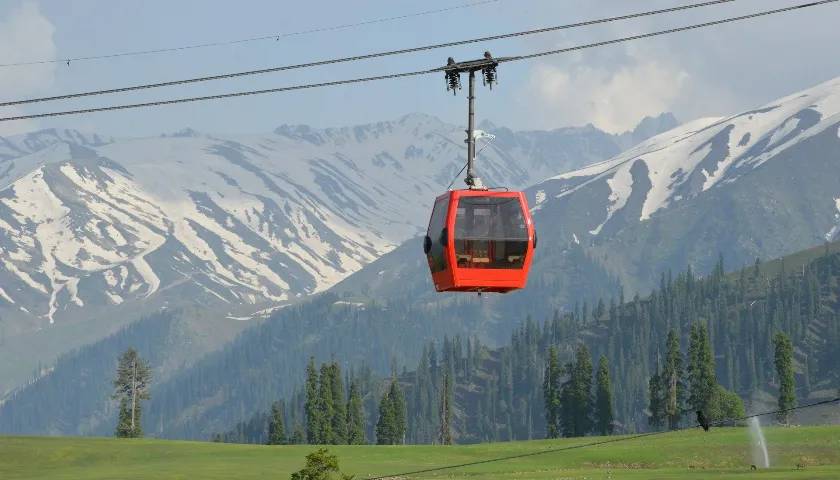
[0,112,672,397]
[528,76,840,292]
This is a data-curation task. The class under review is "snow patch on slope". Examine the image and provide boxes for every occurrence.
[0,287,14,305]
[827,198,840,241]
[4,113,635,323]
[537,76,840,234]
[590,165,633,235]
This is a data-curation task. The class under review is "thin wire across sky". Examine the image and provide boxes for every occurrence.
[1,0,836,123]
[0,0,502,68]
[0,0,738,108]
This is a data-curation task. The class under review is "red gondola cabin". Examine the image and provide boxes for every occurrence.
[423,189,535,293]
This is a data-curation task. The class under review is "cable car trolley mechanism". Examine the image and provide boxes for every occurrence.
[424,52,536,294]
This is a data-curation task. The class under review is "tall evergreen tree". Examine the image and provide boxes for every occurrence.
[560,345,593,437]
[376,378,407,445]
[267,400,286,445]
[346,381,366,445]
[647,367,665,429]
[687,323,716,415]
[328,363,347,444]
[113,348,152,438]
[594,356,614,435]
[438,372,453,445]
[317,363,336,444]
[375,388,395,445]
[662,329,686,429]
[773,332,796,424]
[304,357,321,444]
[390,378,407,444]
[543,346,562,439]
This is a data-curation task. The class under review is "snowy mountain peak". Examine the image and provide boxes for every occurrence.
[535,76,840,235]
[0,129,113,161]
[629,113,679,144]
[163,127,202,138]
[0,113,676,330]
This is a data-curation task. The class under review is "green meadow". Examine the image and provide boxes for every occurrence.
[2,426,839,479]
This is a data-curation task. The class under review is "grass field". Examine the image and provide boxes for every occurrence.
[2,426,839,479]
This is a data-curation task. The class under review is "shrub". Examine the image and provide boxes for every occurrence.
[290,448,354,480]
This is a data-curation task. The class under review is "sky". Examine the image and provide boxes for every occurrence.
[1,0,839,137]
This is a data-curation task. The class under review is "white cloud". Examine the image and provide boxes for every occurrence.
[526,53,689,133]
[0,1,56,136]
[507,0,840,133]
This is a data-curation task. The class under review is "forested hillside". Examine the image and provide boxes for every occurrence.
[0,311,176,435]
[212,241,840,444]
[142,246,617,441]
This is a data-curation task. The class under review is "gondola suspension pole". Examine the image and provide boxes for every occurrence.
[466,69,478,189]
[444,51,503,190]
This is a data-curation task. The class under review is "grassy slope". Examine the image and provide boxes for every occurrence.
[752,239,840,279]
[2,426,839,480]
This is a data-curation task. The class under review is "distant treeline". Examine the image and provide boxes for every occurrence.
[215,246,840,444]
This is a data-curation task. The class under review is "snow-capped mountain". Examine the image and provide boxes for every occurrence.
[0,113,672,337]
[530,76,840,290]
[0,128,113,161]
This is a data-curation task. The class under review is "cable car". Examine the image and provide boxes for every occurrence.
[423,189,535,293]
[423,51,535,293]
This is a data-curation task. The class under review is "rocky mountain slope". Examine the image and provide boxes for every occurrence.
[333,78,840,314]
[530,76,840,291]
[0,114,672,397]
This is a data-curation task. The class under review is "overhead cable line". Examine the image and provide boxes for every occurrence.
[367,397,840,479]
[0,70,434,122]
[502,0,839,62]
[0,0,737,108]
[1,0,837,123]
[0,0,501,68]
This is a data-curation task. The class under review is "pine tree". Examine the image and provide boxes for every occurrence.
[687,323,716,415]
[304,357,321,444]
[543,346,562,438]
[438,372,453,445]
[113,348,152,438]
[560,345,593,437]
[346,381,366,444]
[662,329,686,429]
[594,356,614,435]
[389,378,407,444]
[376,377,406,445]
[575,345,594,436]
[328,363,347,444]
[317,363,336,444]
[647,368,665,429]
[773,332,796,424]
[267,400,286,445]
[376,386,395,444]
